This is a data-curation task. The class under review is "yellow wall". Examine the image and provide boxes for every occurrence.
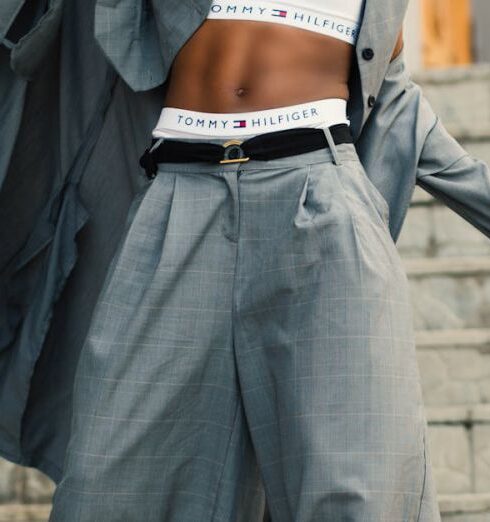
[421,0,473,67]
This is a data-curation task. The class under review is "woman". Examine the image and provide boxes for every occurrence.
[46,2,433,521]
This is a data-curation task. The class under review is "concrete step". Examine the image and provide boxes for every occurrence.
[413,64,490,142]
[415,329,490,407]
[397,186,490,259]
[424,415,490,497]
[417,349,490,409]
[0,504,51,522]
[411,185,437,205]
[415,328,490,352]
[426,404,490,424]
[405,256,490,276]
[402,257,490,330]
[439,493,490,521]
[459,139,490,167]
[413,327,490,498]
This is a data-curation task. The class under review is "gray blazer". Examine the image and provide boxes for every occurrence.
[0,0,489,488]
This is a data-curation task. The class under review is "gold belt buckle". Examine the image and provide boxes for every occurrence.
[219,139,250,164]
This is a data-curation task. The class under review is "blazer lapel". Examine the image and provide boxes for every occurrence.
[0,0,25,42]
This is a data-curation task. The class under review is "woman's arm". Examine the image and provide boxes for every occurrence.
[415,105,490,239]
[355,42,490,241]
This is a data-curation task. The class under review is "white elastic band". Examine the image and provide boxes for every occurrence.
[207,0,360,45]
[152,98,350,140]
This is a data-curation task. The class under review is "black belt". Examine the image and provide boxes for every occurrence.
[139,123,353,180]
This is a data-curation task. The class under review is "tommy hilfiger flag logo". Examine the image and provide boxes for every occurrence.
[271,9,287,17]
[233,120,247,128]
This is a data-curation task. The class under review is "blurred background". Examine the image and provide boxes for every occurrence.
[1,0,489,521]
[399,1,490,521]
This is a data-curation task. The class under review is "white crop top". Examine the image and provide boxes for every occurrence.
[206,0,366,45]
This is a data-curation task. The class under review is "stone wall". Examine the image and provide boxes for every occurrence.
[399,63,490,521]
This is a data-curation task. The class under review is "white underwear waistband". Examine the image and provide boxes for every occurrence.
[151,98,350,140]
[206,0,360,45]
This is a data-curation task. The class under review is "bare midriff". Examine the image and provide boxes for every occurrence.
[162,19,355,112]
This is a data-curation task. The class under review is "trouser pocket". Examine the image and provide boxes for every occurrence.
[336,158,391,232]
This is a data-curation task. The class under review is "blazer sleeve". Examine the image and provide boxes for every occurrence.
[414,97,490,239]
[386,47,490,240]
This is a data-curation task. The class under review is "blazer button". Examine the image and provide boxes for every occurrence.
[367,95,376,108]
[362,47,374,60]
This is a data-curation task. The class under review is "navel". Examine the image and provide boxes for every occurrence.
[234,86,249,98]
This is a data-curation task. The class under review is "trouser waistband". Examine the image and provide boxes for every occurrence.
[140,124,354,179]
[151,98,350,140]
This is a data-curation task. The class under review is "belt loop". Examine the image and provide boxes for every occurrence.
[139,138,165,180]
[150,137,164,152]
[322,126,342,166]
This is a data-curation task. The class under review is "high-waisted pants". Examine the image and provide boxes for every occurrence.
[48,130,442,521]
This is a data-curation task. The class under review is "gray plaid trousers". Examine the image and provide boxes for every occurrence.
[48,130,441,521]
